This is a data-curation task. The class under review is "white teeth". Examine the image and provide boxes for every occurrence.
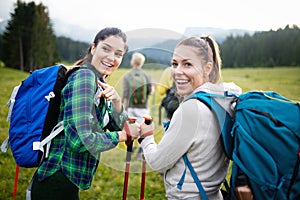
[177,79,189,84]
[102,61,113,67]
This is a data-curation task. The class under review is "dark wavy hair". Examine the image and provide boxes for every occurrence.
[74,27,128,65]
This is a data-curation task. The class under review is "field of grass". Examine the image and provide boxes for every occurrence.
[0,66,299,199]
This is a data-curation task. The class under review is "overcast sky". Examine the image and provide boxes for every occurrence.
[1,0,299,35]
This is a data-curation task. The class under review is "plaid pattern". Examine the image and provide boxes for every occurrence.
[37,64,127,190]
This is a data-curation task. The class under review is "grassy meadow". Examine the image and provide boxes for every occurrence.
[0,66,299,199]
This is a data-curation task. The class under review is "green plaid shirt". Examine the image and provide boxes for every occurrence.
[37,64,128,190]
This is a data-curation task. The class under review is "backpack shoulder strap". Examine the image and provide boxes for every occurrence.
[179,154,231,200]
[33,121,64,161]
[186,92,231,132]
[186,92,235,158]
[1,137,9,153]
[177,154,209,200]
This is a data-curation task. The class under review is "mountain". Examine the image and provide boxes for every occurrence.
[51,20,184,52]
[51,21,255,48]
[125,28,183,51]
[0,19,255,69]
[49,19,256,49]
[51,19,97,43]
[184,27,255,43]
[1,18,254,47]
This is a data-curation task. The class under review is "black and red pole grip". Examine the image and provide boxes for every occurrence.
[143,115,152,125]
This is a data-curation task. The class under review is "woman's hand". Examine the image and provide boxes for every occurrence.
[123,120,141,139]
[140,122,155,138]
[97,80,122,112]
[118,130,127,142]
[118,120,141,142]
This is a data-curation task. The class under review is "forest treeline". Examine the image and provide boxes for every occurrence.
[221,25,300,68]
[0,0,299,72]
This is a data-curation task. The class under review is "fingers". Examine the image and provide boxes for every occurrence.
[140,122,155,137]
[102,89,115,100]
[124,120,141,139]
[97,80,108,88]
[130,123,141,139]
[123,116,154,142]
[97,80,118,100]
[97,80,112,97]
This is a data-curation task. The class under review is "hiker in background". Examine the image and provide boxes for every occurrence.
[157,66,173,96]
[139,35,242,199]
[157,66,182,123]
[122,52,152,160]
[31,27,140,200]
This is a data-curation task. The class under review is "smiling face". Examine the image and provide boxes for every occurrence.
[90,35,126,77]
[171,44,212,97]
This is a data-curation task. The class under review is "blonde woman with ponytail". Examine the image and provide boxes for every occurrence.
[139,35,242,199]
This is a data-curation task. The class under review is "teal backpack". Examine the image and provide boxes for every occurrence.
[178,91,300,200]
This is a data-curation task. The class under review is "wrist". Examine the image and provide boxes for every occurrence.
[112,99,122,113]
[142,131,154,138]
[118,130,127,142]
[138,131,153,143]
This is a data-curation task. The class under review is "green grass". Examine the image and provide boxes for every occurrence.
[0,66,299,199]
[222,67,300,101]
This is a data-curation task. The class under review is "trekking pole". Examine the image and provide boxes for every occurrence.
[140,115,153,200]
[12,165,19,198]
[123,117,137,200]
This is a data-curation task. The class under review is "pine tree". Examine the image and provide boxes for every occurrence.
[2,0,58,71]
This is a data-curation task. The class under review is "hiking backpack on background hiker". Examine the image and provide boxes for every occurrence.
[1,64,80,168]
[128,72,150,106]
[159,83,181,123]
[179,90,300,200]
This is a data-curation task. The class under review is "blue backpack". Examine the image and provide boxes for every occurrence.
[1,64,80,168]
[179,91,300,200]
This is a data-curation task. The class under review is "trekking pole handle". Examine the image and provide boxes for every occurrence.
[138,116,153,144]
[128,117,137,124]
[125,117,137,146]
[143,115,152,125]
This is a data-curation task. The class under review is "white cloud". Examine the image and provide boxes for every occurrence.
[1,0,299,34]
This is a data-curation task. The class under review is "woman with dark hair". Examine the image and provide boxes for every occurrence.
[31,27,140,200]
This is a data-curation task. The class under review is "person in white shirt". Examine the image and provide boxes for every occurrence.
[139,35,242,200]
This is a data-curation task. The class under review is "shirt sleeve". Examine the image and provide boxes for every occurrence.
[141,99,212,172]
[63,69,119,154]
[105,105,128,131]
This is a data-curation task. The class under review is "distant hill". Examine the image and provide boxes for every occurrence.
[51,19,97,43]
[50,20,254,48]
[184,27,255,43]
[0,19,255,69]
[0,18,254,47]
